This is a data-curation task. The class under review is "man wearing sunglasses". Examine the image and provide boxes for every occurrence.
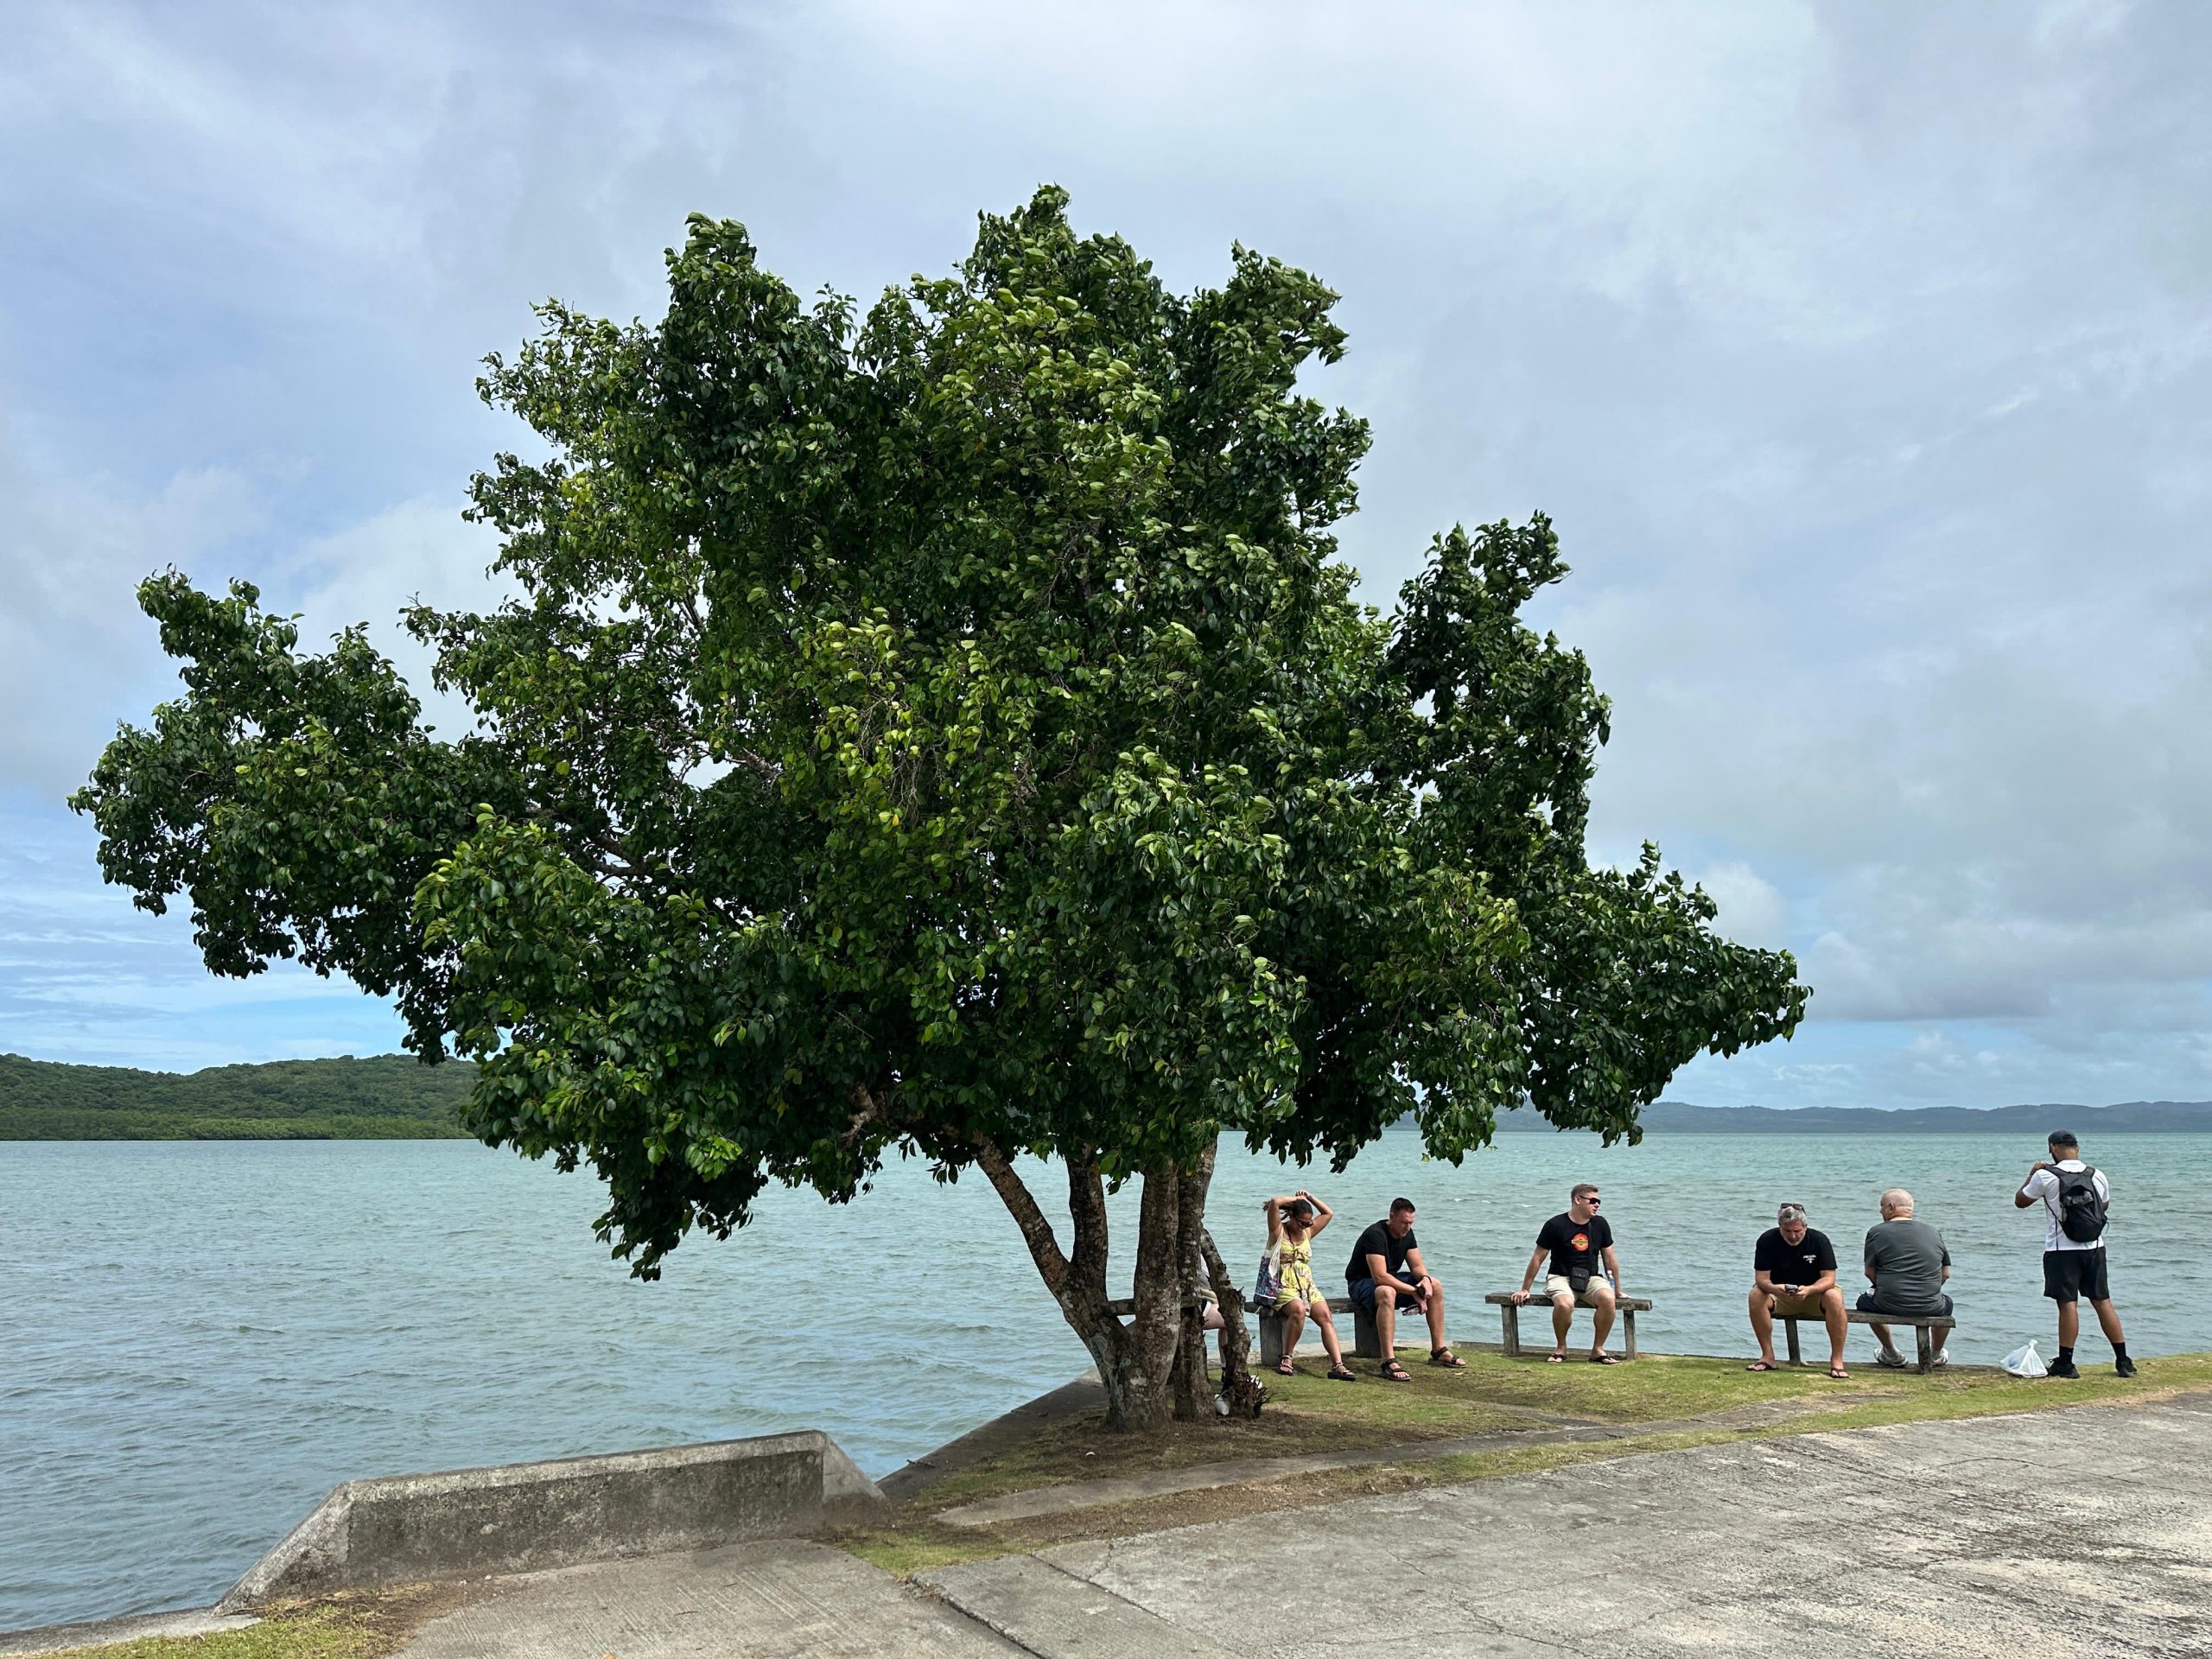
[1509,1182,1625,1363]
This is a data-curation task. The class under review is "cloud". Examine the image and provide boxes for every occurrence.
[2,1,2209,1102]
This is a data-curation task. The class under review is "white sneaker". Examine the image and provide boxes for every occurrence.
[1875,1348,1909,1369]
[1933,1348,1950,1370]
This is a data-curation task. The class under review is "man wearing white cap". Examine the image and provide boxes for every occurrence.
[1747,1202,1847,1378]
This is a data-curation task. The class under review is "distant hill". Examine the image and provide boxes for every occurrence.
[1491,1099,2212,1135]
[0,1052,474,1140]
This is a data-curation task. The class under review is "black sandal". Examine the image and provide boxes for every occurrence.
[1428,1348,1466,1369]
[1327,1363,1357,1382]
[1378,1358,1413,1382]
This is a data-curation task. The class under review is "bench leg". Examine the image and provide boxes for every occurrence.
[1915,1323,1934,1375]
[1783,1318,1802,1366]
[1259,1310,1284,1369]
[1622,1308,1637,1361]
[1501,1302,1521,1359]
[1351,1302,1382,1360]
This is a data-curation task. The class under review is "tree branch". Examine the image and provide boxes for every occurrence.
[975,1138,1069,1298]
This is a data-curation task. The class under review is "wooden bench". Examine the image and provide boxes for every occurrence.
[1783,1308,1955,1374]
[1484,1289,1653,1360]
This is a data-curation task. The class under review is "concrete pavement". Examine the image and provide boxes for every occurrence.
[371,1389,2212,1656]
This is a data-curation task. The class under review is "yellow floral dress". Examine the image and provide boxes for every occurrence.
[1270,1232,1317,1311]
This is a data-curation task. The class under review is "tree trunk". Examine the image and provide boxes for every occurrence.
[1199,1224,1263,1419]
[974,1140,1189,1432]
[974,1138,1224,1433]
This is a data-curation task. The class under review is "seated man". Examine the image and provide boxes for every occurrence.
[1860,1187,1952,1368]
[1747,1202,1847,1377]
[1509,1182,1626,1364]
[1344,1197,1463,1380]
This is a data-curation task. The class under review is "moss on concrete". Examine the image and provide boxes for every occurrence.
[28,1589,451,1659]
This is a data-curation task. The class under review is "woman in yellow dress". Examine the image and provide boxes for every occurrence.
[1262,1191,1356,1380]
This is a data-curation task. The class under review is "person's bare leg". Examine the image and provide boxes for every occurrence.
[1868,1319,1899,1358]
[2056,1301,2080,1350]
[1276,1300,1306,1372]
[1375,1287,1399,1359]
[1310,1297,1347,1368]
[2091,1297,2126,1347]
[1550,1294,1574,1357]
[1425,1283,1449,1353]
[1588,1287,1617,1355]
[1821,1288,1848,1371]
[1749,1287,1777,1364]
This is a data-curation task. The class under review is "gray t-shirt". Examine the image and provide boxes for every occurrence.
[1863,1218,1951,1313]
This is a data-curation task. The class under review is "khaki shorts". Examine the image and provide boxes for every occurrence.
[1765,1287,1833,1313]
[1543,1274,1612,1306]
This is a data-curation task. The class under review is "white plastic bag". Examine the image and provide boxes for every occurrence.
[2001,1339,2047,1378]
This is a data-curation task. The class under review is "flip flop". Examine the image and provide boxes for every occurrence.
[1545,1351,1567,1364]
[1746,1359,1778,1372]
[1588,1353,1619,1365]
[1828,1365,1850,1379]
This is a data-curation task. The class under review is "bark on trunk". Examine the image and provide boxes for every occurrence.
[1199,1224,1263,1418]
[974,1139,1192,1432]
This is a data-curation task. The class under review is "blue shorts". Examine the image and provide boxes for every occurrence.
[1346,1277,1419,1315]
[1856,1291,1953,1318]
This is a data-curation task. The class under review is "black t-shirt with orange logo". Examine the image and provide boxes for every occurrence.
[1536,1211,1612,1279]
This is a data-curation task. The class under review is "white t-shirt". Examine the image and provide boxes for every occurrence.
[2023,1160,2108,1252]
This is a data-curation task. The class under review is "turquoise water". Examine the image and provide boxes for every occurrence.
[3,1130,2206,1630]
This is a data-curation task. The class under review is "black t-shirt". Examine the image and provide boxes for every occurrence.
[1536,1212,1612,1279]
[1344,1219,1416,1287]
[1753,1227,1836,1287]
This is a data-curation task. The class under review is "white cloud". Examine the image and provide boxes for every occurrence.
[3,0,2209,1099]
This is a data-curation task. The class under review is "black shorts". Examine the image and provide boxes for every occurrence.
[1856,1291,1953,1318]
[2043,1249,2110,1304]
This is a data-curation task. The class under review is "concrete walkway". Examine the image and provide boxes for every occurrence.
[387,1391,2212,1657]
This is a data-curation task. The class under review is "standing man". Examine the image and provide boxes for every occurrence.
[1747,1202,1848,1377]
[1510,1182,1626,1364]
[2015,1130,2133,1379]
[1860,1188,1952,1369]
[1344,1197,1464,1380]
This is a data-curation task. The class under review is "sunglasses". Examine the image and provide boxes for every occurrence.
[1584,1197,1602,1205]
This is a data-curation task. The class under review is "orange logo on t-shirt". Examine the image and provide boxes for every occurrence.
[1571,1232,1589,1252]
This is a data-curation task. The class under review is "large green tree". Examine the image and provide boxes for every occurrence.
[74,189,1807,1429]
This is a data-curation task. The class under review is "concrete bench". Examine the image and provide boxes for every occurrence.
[1255,1300,1387,1367]
[1783,1307,1956,1374]
[1484,1289,1653,1360]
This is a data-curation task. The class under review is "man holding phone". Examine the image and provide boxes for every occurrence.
[2015,1130,2133,1379]
[1510,1182,1625,1364]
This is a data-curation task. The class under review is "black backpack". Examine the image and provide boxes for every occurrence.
[2052,1164,2107,1244]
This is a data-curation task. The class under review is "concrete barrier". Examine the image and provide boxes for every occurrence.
[219,1429,887,1611]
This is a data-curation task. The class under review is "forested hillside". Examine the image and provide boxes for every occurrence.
[0,1053,473,1139]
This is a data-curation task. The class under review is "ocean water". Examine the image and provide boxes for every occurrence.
[3,1130,2207,1630]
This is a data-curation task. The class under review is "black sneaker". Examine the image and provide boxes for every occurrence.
[2048,1356,2080,1379]
[2114,1355,2137,1378]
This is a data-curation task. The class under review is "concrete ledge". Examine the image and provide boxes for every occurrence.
[219,1428,887,1611]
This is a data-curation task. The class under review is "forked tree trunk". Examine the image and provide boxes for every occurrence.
[974,1135,1245,1433]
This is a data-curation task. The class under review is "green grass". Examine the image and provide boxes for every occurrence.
[30,1592,449,1659]
[830,1349,2212,1576]
[912,1363,1536,1507]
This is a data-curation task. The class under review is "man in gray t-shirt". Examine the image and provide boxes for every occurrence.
[1860,1187,1952,1368]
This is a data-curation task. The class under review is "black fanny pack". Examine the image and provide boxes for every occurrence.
[1567,1265,1592,1294]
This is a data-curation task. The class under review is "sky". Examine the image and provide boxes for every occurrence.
[2,0,2207,1109]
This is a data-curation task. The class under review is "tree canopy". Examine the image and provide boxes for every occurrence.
[74,188,1807,1427]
